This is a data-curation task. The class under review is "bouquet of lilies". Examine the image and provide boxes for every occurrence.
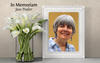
[4,13,47,61]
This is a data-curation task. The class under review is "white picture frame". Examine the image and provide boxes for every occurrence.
[42,6,85,58]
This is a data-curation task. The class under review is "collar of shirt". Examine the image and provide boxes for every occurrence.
[49,37,69,51]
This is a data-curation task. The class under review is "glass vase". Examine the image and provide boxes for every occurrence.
[15,36,34,62]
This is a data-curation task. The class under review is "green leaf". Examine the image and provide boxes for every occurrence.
[38,19,48,25]
[17,24,21,29]
[32,13,40,20]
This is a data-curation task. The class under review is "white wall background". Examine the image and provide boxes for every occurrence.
[0,0,100,58]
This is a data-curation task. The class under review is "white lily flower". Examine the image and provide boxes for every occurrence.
[13,13,19,18]
[15,19,20,24]
[7,17,18,25]
[32,25,43,32]
[8,17,11,21]
[23,28,29,33]
[23,13,28,21]
[34,23,40,26]
[3,25,15,30]
[11,31,20,38]
[32,13,40,20]
[7,18,13,24]
[20,13,28,26]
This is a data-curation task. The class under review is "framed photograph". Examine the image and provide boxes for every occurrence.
[42,6,85,58]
